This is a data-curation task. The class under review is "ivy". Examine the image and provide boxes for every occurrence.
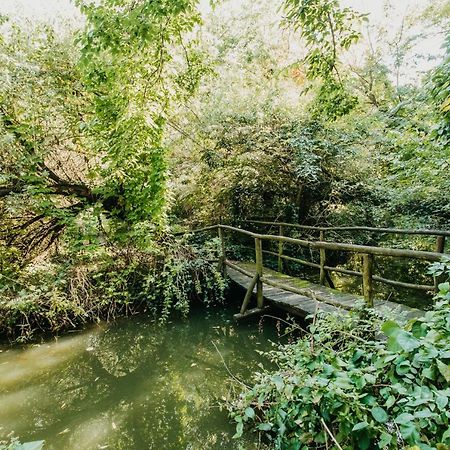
[229,262,450,449]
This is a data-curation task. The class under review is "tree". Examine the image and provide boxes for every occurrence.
[0,0,203,259]
[282,0,366,119]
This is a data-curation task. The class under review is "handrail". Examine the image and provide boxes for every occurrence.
[244,219,450,237]
[204,225,446,262]
[177,223,449,309]
[178,223,447,261]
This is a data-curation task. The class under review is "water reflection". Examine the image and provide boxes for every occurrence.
[0,308,277,449]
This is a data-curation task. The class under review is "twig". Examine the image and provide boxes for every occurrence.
[211,340,251,389]
[321,418,343,450]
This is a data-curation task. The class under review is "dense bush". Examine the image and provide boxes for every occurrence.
[229,261,450,449]
[0,237,225,343]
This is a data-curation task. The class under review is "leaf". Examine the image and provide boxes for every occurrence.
[233,421,243,439]
[257,423,272,431]
[244,407,255,419]
[395,412,414,425]
[352,421,369,431]
[400,422,418,441]
[378,432,392,448]
[437,360,450,383]
[389,330,420,353]
[371,406,388,423]
[382,320,400,337]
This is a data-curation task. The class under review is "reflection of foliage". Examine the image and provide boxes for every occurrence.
[0,309,274,449]
[230,295,450,449]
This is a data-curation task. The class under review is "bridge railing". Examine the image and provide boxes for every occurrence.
[179,224,449,311]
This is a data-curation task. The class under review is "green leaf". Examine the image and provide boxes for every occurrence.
[437,360,450,383]
[395,412,414,425]
[382,320,400,337]
[244,407,255,419]
[371,406,388,423]
[257,423,272,431]
[399,422,418,441]
[352,421,369,431]
[233,421,244,439]
[378,432,392,448]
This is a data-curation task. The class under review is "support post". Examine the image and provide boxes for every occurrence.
[434,235,446,292]
[255,237,264,308]
[362,253,374,307]
[278,225,284,273]
[240,273,259,314]
[218,226,226,275]
[319,230,326,285]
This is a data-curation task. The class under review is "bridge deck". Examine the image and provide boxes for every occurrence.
[227,261,421,319]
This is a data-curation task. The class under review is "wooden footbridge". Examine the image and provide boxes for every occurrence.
[179,221,449,319]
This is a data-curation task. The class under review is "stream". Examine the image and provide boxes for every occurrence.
[0,305,281,449]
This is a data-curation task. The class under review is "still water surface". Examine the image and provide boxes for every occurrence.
[0,307,279,449]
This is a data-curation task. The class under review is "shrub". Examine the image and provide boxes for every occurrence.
[229,262,450,449]
[0,237,225,342]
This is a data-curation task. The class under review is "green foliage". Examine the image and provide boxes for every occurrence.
[428,33,450,146]
[230,266,450,449]
[283,0,366,80]
[0,237,225,342]
[283,0,366,119]
[76,0,202,225]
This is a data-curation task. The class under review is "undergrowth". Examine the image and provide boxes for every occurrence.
[0,236,226,343]
[229,259,450,450]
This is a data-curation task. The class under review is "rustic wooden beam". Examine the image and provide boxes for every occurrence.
[233,306,270,321]
[255,237,264,309]
[319,230,326,285]
[278,225,284,273]
[262,250,321,269]
[240,273,259,314]
[362,254,374,307]
[218,225,226,275]
[434,235,446,292]
[244,220,450,237]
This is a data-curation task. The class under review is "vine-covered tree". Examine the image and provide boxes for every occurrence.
[0,0,203,259]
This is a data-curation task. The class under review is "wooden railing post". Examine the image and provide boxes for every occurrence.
[434,235,446,292]
[218,225,226,275]
[319,230,326,285]
[255,237,264,308]
[278,225,284,272]
[362,253,374,307]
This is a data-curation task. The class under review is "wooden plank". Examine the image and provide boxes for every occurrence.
[227,261,422,319]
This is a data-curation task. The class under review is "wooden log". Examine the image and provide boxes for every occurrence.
[256,233,446,262]
[255,237,264,308]
[262,250,320,269]
[373,275,433,292]
[218,225,226,275]
[362,253,374,307]
[233,306,270,321]
[217,225,447,261]
[240,273,259,314]
[224,260,254,278]
[319,230,326,285]
[278,225,284,273]
[434,235,446,292]
[243,220,450,237]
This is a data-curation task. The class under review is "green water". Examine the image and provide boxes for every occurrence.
[0,307,280,449]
